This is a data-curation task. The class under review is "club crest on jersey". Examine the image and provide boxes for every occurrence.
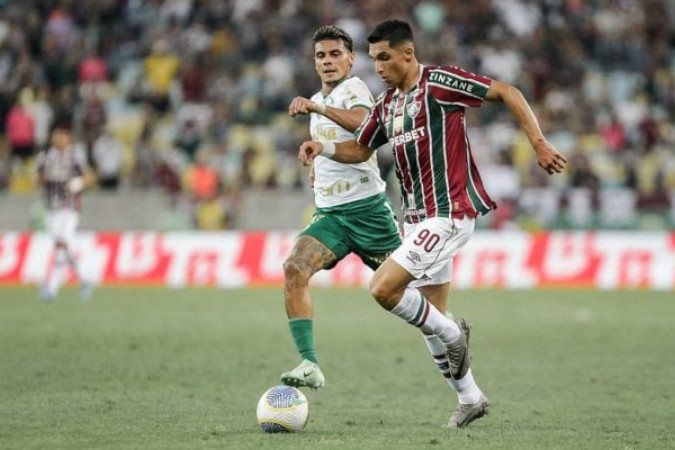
[407,100,421,117]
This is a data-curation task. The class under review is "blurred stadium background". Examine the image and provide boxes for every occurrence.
[0,0,672,290]
[1,2,674,449]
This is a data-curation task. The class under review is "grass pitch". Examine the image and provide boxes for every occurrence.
[0,287,673,450]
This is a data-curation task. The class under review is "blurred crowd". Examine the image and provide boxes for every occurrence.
[0,0,673,230]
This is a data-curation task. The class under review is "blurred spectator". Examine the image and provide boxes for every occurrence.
[0,0,672,230]
[91,129,124,191]
[78,49,109,85]
[45,3,77,52]
[173,118,202,163]
[194,196,226,230]
[155,149,184,208]
[211,142,243,188]
[78,90,107,159]
[143,39,180,114]
[600,113,627,153]
[180,57,207,103]
[183,150,220,202]
[22,87,53,149]
[637,171,671,214]
[569,150,600,192]
[5,97,35,162]
[132,124,157,189]
[42,37,78,92]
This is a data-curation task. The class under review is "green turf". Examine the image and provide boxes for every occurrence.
[0,287,673,450]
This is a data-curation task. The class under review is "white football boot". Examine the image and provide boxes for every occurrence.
[280,359,325,389]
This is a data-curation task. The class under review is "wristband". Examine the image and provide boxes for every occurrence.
[315,103,326,115]
[320,141,336,158]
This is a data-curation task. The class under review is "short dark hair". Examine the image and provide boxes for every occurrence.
[50,120,73,134]
[367,19,414,47]
[313,25,353,53]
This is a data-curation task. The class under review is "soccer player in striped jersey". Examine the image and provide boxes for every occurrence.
[279,26,402,389]
[299,19,568,428]
[37,124,95,302]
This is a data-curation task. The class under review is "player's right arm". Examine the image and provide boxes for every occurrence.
[298,140,374,166]
[288,96,368,133]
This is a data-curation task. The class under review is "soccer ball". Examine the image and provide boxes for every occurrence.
[256,385,309,433]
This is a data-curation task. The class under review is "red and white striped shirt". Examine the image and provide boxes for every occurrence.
[356,64,497,223]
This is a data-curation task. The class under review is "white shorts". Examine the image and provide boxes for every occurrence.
[390,216,475,287]
[46,209,80,245]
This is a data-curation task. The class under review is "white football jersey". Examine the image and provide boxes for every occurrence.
[309,76,387,208]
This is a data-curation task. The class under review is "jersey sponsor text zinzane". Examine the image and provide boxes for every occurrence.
[428,71,475,93]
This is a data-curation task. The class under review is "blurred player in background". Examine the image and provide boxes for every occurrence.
[299,19,568,428]
[279,26,401,389]
[37,123,95,302]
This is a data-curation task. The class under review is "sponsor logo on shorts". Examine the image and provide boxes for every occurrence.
[406,251,421,264]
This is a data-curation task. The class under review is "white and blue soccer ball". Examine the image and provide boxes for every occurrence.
[256,385,309,433]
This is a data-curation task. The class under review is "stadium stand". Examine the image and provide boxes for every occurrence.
[0,0,673,231]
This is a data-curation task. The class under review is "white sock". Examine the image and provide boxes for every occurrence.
[47,249,68,296]
[452,369,484,405]
[390,288,461,344]
[423,334,484,404]
[423,334,454,389]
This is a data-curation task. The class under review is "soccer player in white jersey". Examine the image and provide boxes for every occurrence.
[279,26,402,389]
[36,124,95,302]
[299,20,568,428]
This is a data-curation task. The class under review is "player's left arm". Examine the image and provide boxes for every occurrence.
[486,80,568,175]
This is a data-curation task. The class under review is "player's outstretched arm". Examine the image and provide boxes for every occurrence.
[298,140,374,166]
[486,80,568,175]
[288,96,368,133]
[317,106,369,133]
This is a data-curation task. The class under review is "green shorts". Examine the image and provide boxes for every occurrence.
[300,193,402,271]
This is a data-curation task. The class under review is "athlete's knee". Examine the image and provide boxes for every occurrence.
[283,256,312,284]
[369,277,402,310]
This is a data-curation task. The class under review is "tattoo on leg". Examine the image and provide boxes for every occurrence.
[284,236,338,290]
[290,236,337,273]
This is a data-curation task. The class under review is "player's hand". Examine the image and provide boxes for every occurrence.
[533,139,568,175]
[289,97,318,117]
[298,141,323,166]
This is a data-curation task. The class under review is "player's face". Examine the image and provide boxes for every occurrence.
[51,129,72,151]
[314,39,353,86]
[368,41,413,88]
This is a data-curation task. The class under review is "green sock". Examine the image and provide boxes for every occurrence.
[289,318,318,363]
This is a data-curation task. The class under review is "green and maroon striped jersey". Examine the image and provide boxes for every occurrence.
[355,64,497,223]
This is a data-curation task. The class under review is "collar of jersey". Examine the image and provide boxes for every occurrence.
[395,64,425,97]
[321,75,353,99]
